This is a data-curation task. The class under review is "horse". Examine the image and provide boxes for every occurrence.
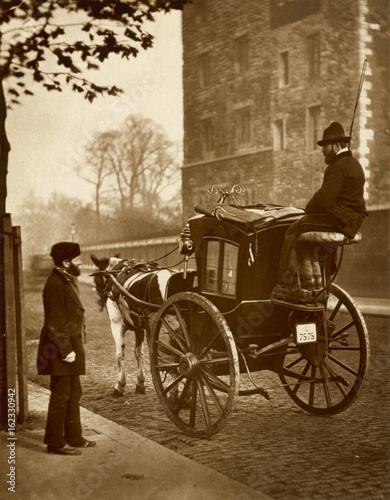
[90,254,177,397]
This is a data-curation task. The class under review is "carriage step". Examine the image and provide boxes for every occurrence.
[238,387,270,399]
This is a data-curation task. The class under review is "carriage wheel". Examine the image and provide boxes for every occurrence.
[150,292,239,437]
[279,283,370,415]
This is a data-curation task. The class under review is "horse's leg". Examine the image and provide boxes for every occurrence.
[106,300,127,398]
[134,328,146,394]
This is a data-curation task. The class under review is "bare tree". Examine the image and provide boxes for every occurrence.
[77,114,181,220]
[75,131,113,223]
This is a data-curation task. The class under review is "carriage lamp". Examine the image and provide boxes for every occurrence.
[180,224,195,280]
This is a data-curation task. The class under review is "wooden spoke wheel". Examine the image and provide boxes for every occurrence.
[279,284,370,415]
[150,292,239,437]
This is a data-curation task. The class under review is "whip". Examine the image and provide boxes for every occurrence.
[349,59,368,141]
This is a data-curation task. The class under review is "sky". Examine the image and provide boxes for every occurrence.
[5,11,183,214]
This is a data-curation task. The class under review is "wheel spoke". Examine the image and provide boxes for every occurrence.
[161,317,188,353]
[200,373,224,415]
[279,367,319,383]
[156,361,180,370]
[285,353,305,370]
[162,373,186,395]
[172,303,192,350]
[328,297,342,321]
[195,311,212,354]
[291,361,311,395]
[329,346,361,351]
[322,357,348,397]
[199,330,223,358]
[156,339,183,358]
[201,369,231,393]
[196,378,212,429]
[200,356,230,365]
[327,352,359,377]
[309,364,316,406]
[172,377,192,415]
[319,362,332,407]
[331,320,354,340]
[188,305,215,356]
[189,379,197,427]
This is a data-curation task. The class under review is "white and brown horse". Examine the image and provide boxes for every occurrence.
[90,254,177,397]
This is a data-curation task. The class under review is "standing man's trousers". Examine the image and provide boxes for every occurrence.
[44,375,83,448]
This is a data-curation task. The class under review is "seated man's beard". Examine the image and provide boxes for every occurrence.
[66,262,81,277]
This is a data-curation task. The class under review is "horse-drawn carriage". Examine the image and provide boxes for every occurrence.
[93,187,369,438]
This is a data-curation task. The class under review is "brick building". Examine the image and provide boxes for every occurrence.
[181,0,389,298]
[181,0,389,215]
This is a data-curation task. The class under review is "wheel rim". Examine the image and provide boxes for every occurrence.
[150,292,239,437]
[279,283,370,415]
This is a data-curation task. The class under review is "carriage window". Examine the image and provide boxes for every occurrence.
[205,239,238,296]
[205,240,219,292]
[221,244,238,296]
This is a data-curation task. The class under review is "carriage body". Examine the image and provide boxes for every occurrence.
[188,208,300,347]
[101,201,370,438]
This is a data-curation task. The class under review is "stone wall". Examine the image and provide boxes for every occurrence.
[181,0,389,297]
[181,0,389,218]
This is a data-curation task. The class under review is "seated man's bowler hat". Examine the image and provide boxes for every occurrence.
[50,242,81,262]
[317,122,351,146]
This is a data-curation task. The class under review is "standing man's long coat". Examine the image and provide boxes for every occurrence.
[37,268,85,376]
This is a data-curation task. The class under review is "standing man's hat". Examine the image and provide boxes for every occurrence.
[317,122,351,146]
[50,242,81,262]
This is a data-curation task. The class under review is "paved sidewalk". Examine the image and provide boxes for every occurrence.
[354,297,390,317]
[0,382,269,500]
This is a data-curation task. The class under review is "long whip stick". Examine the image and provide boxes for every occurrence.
[349,59,368,140]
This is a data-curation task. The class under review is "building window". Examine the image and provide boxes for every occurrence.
[198,52,211,87]
[196,0,207,24]
[308,34,321,79]
[234,35,249,73]
[273,119,285,151]
[235,108,251,145]
[308,106,321,151]
[279,50,289,87]
[202,119,215,152]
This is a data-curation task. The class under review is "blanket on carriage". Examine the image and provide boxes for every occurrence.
[195,203,304,231]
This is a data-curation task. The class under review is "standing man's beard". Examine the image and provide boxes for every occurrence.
[66,262,81,277]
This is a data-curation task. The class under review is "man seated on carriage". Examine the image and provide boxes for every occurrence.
[271,121,368,305]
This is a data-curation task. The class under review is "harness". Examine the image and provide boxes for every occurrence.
[100,261,164,330]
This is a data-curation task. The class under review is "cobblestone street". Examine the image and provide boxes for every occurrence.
[25,278,390,499]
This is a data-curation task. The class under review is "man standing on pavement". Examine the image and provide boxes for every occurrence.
[272,121,367,303]
[37,242,96,455]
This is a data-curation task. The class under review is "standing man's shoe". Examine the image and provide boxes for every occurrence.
[70,439,96,448]
[47,444,81,455]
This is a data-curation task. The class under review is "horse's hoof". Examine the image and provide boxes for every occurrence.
[112,389,124,398]
[135,385,146,395]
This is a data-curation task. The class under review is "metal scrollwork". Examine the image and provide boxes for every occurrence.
[208,185,246,205]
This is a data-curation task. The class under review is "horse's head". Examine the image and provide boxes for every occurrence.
[90,253,123,311]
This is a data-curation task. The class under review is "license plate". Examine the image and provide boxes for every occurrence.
[296,323,317,344]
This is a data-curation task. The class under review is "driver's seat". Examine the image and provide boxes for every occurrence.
[298,231,362,245]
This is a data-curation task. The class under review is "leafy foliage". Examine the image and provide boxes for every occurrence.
[1,0,189,103]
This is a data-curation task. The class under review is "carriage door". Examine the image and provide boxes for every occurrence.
[204,239,239,298]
